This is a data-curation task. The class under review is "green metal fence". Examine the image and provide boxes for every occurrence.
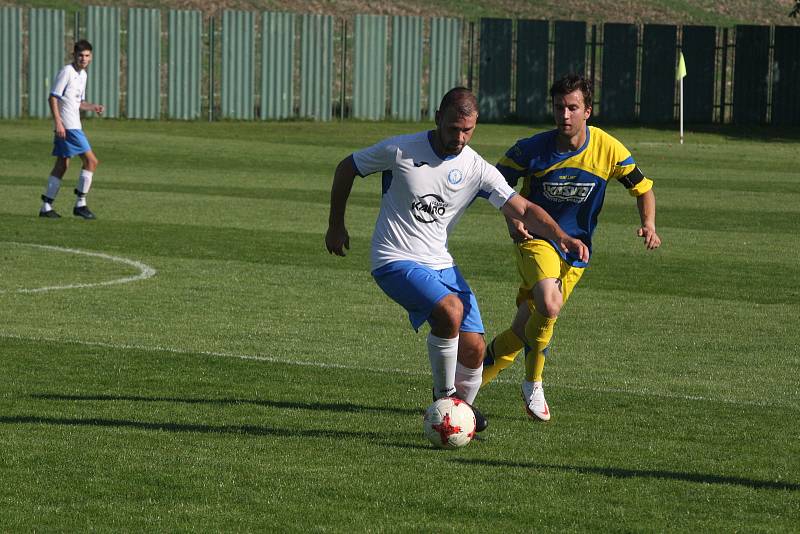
[127,8,161,119]
[0,7,22,118]
[352,14,387,120]
[5,6,800,125]
[168,10,202,120]
[85,6,120,118]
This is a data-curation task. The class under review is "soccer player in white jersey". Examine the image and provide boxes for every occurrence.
[325,87,589,432]
[39,40,105,219]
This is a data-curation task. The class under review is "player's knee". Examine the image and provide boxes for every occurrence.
[431,294,463,335]
[539,297,562,318]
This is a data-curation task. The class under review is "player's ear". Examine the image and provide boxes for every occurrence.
[434,109,441,126]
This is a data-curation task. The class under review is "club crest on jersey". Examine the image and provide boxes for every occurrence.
[447,169,464,186]
[411,194,448,223]
[542,181,595,203]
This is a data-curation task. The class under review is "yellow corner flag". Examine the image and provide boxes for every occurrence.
[677,52,687,80]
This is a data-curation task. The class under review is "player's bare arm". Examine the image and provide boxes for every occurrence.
[79,102,105,114]
[501,195,589,262]
[49,95,66,138]
[636,189,661,250]
[326,155,357,256]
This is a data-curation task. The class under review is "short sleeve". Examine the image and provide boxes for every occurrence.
[351,138,398,177]
[478,158,517,209]
[50,66,69,98]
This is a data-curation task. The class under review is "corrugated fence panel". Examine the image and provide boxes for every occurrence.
[86,6,120,118]
[640,24,677,123]
[391,16,422,121]
[300,14,333,121]
[515,19,549,123]
[261,11,295,120]
[770,26,800,126]
[553,20,586,78]
[681,25,716,123]
[0,7,22,118]
[601,23,637,122]
[478,18,512,122]
[428,17,461,118]
[352,14,387,120]
[733,25,770,125]
[127,8,161,119]
[221,10,255,119]
[168,10,201,120]
[28,9,65,118]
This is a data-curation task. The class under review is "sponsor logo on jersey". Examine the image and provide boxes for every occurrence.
[542,181,595,203]
[447,168,464,186]
[411,194,448,223]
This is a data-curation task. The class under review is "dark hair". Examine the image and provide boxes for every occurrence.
[550,74,593,109]
[74,40,93,54]
[438,87,478,117]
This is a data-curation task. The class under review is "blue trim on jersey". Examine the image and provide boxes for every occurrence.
[372,260,484,333]
[52,129,91,158]
[381,170,393,195]
[619,155,635,166]
[349,154,364,177]
[426,130,457,161]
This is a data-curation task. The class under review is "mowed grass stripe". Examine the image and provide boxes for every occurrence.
[2,331,797,411]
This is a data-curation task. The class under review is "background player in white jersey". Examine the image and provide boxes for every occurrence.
[39,40,105,219]
[325,87,588,432]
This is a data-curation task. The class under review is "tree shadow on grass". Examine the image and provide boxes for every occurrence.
[450,458,800,492]
[30,393,420,417]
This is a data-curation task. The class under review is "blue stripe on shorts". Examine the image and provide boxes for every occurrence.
[52,129,92,158]
[372,260,484,333]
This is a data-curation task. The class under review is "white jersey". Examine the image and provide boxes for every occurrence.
[352,130,517,271]
[50,64,87,130]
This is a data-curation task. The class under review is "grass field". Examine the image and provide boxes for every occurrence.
[1,118,799,531]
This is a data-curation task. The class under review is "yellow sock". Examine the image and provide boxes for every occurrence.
[481,329,524,386]
[523,309,557,382]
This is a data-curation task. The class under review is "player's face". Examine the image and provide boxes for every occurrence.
[73,50,92,70]
[553,90,591,138]
[435,107,477,156]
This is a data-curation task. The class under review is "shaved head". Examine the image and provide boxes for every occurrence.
[437,87,478,118]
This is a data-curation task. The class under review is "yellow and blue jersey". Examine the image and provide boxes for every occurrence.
[497,125,653,267]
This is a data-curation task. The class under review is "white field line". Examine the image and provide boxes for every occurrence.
[1,332,795,411]
[1,242,156,293]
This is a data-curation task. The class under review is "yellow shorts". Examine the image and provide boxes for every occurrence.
[513,239,585,308]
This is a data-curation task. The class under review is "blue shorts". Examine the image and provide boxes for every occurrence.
[52,129,92,158]
[372,260,485,333]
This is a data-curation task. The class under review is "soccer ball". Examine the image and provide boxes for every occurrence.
[423,397,476,449]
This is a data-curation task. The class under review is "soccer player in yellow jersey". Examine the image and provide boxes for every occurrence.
[482,74,662,421]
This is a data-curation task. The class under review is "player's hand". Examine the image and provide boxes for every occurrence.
[325,225,350,256]
[54,124,66,138]
[506,216,532,242]
[557,236,589,263]
[94,104,105,114]
[637,225,661,250]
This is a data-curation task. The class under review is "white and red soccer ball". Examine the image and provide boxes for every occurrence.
[423,397,476,449]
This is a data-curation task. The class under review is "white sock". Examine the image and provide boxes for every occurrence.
[42,175,61,210]
[75,169,93,207]
[455,361,483,404]
[427,333,458,399]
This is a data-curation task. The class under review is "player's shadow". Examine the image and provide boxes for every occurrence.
[0,414,427,446]
[450,458,800,492]
[20,393,431,449]
[30,393,420,416]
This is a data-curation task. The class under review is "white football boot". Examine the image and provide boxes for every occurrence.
[521,380,551,421]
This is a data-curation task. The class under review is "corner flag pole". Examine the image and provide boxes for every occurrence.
[677,52,687,145]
